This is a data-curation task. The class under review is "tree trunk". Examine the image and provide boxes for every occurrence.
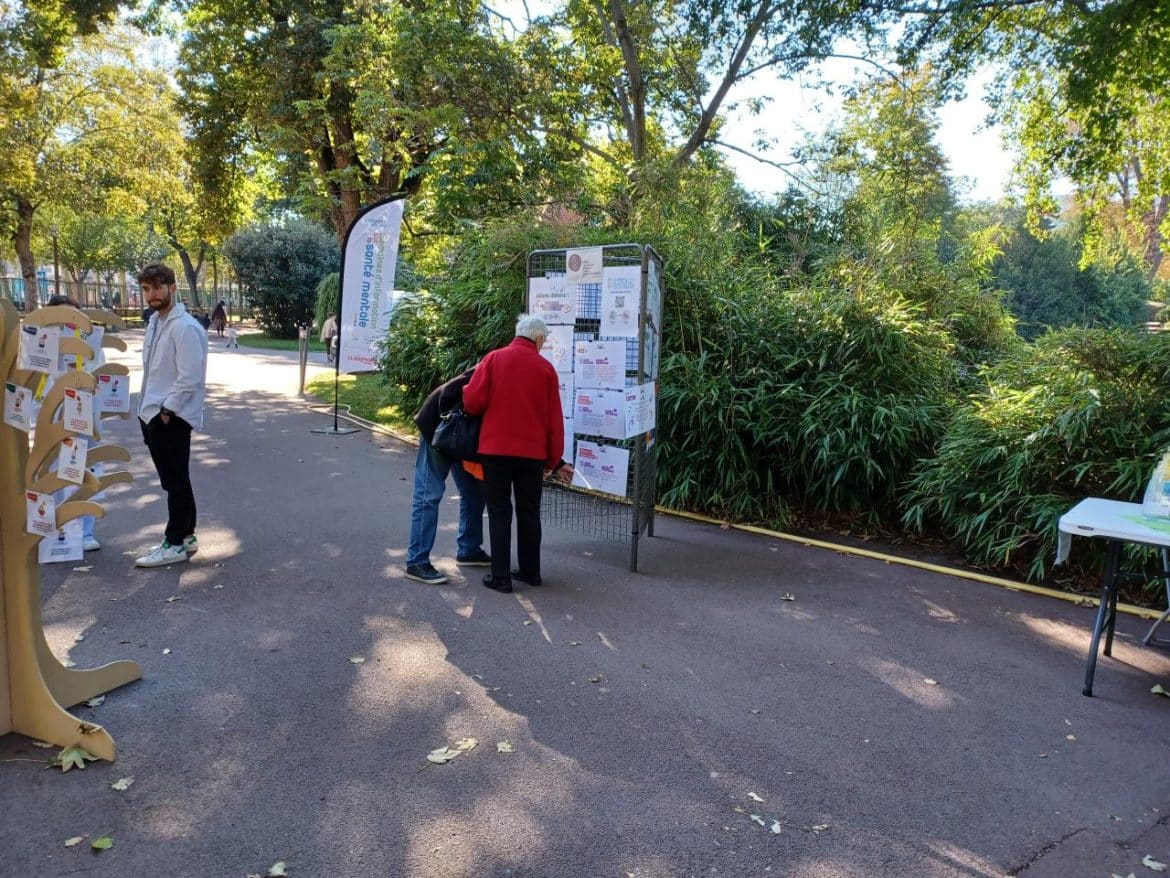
[13,197,38,312]
[177,245,206,309]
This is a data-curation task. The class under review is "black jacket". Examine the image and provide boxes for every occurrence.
[414,368,475,445]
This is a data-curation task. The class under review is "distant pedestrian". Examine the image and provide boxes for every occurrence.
[134,263,209,568]
[463,315,573,593]
[320,313,338,364]
[210,301,227,337]
[404,368,490,585]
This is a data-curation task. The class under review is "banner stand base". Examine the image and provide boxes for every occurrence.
[311,425,360,436]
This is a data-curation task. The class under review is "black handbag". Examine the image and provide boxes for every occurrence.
[431,404,482,461]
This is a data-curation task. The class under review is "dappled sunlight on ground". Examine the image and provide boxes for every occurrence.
[923,600,963,624]
[860,658,957,710]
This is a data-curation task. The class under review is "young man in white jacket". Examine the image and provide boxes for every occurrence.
[134,264,208,568]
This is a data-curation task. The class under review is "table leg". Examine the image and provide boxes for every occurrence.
[1083,539,1122,697]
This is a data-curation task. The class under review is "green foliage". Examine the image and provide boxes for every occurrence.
[657,282,954,524]
[313,272,339,332]
[993,219,1151,339]
[380,217,610,416]
[222,220,338,338]
[903,328,1170,583]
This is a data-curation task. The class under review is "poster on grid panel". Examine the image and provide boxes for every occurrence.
[339,197,406,374]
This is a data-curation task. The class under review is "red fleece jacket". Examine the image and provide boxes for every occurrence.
[463,336,564,468]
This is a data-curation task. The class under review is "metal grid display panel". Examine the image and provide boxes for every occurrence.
[527,244,661,571]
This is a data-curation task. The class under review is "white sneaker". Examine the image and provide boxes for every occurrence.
[134,542,188,568]
[183,534,198,555]
[83,537,101,551]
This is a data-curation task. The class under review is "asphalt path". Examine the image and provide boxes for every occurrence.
[2,330,1170,878]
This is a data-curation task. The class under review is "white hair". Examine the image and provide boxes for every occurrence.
[515,314,549,341]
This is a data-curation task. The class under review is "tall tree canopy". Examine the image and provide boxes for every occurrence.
[0,24,168,309]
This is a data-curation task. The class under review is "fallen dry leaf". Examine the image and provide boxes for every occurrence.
[349,657,365,664]
[1144,855,1168,872]
[588,674,604,684]
[454,738,478,753]
[52,745,97,772]
[521,620,533,626]
[1066,734,1076,742]
[64,836,84,847]
[90,836,113,851]
[61,659,76,668]
[747,792,764,803]
[749,814,766,827]
[923,678,939,686]
[780,593,796,601]
[161,648,171,655]
[268,863,288,877]
[86,696,104,708]
[566,641,582,646]
[110,776,134,791]
[1151,684,1169,697]
[427,747,458,764]
[811,824,831,832]
[165,595,182,603]
[497,741,514,753]
[769,820,783,834]
[72,565,93,572]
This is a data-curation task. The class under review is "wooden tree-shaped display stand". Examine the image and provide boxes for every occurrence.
[0,300,141,760]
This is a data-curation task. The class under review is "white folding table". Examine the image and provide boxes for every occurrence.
[1057,498,1170,696]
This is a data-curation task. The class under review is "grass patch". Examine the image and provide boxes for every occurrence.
[305,372,414,433]
[238,333,327,352]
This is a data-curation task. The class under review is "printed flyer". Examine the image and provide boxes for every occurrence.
[556,372,575,417]
[562,418,575,466]
[38,519,83,564]
[96,373,130,413]
[19,324,60,373]
[57,435,89,484]
[529,274,575,325]
[600,265,641,338]
[26,491,56,537]
[574,339,626,391]
[540,325,575,374]
[4,381,35,431]
[623,382,657,435]
[565,247,604,286]
[574,388,627,440]
[572,440,630,497]
[63,387,95,436]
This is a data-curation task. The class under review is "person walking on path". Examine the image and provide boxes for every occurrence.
[463,315,573,593]
[404,368,491,584]
[320,313,339,364]
[210,301,227,337]
[134,264,208,568]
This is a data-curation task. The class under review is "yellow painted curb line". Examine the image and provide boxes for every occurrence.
[659,506,1163,621]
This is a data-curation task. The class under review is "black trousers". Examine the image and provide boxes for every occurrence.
[481,455,545,581]
[140,414,196,546]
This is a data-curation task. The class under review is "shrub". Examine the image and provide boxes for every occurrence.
[903,328,1170,584]
[223,220,338,338]
[657,283,955,525]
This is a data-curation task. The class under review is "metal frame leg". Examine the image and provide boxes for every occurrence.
[1142,547,1170,647]
[1083,540,1122,697]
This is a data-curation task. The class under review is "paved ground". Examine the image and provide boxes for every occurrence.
[2,331,1170,878]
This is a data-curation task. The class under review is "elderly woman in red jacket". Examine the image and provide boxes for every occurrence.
[463,314,574,592]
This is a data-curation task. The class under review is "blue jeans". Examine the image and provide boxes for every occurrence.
[406,442,485,567]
